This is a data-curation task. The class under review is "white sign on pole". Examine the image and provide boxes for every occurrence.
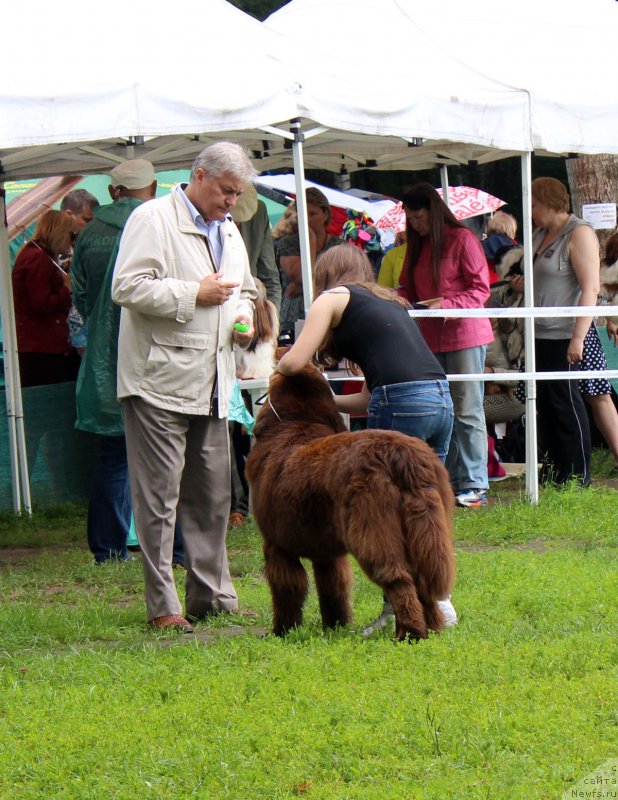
[581,203,617,230]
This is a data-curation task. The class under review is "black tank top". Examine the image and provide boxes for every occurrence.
[330,284,446,391]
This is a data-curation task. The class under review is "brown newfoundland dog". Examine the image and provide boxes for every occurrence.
[246,366,456,641]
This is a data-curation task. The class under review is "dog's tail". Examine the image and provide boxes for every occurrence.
[394,443,455,601]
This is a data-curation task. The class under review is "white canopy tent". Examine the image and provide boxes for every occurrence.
[264,0,531,149]
[1,0,541,512]
[264,0,618,505]
[2,0,614,511]
[0,0,300,159]
[0,0,302,514]
[408,0,618,156]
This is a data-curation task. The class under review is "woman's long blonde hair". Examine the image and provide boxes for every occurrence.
[272,202,298,240]
[312,244,409,370]
[20,209,73,259]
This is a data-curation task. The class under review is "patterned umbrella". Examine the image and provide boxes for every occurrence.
[375,186,506,232]
[6,176,82,240]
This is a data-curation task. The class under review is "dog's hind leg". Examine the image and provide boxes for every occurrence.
[421,598,444,632]
[312,556,353,629]
[264,543,308,636]
[384,579,428,641]
[346,506,428,641]
[354,551,428,640]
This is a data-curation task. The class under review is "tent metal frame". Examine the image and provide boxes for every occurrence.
[0,121,612,514]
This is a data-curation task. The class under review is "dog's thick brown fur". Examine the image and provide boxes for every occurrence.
[246,366,456,640]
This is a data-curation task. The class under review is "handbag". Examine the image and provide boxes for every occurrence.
[483,392,525,424]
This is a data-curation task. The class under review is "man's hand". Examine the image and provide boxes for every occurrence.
[233,315,254,347]
[196,273,239,306]
[607,320,618,347]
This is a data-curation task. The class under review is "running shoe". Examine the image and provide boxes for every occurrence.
[437,596,458,627]
[455,489,488,508]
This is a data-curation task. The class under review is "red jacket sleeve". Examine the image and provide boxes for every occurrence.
[21,249,71,317]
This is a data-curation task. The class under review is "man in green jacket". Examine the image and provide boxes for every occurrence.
[231,183,281,312]
[228,183,281,528]
[72,160,157,564]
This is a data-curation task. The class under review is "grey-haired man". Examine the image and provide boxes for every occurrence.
[112,143,258,633]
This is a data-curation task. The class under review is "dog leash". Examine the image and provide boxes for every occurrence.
[255,391,282,422]
[267,397,281,422]
[28,238,69,276]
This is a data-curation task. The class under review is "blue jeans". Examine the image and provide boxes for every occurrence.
[88,435,131,563]
[88,435,185,564]
[435,346,488,492]
[367,379,454,463]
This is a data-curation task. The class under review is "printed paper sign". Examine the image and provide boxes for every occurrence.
[582,203,617,230]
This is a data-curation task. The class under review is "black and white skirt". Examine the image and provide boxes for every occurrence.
[515,323,611,402]
[580,324,612,397]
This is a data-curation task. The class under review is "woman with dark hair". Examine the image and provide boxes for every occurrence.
[275,187,341,341]
[276,245,456,633]
[12,209,78,387]
[399,183,493,508]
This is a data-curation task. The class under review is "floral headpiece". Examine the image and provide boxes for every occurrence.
[341,209,382,253]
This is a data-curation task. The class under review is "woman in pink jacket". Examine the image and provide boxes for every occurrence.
[398,183,493,508]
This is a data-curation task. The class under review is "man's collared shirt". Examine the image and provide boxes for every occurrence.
[178,183,230,268]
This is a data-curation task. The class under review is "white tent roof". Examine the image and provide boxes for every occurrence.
[2,0,615,183]
[1,0,299,147]
[0,0,303,179]
[1,0,613,514]
[264,0,532,153]
[392,0,618,155]
[1,0,538,182]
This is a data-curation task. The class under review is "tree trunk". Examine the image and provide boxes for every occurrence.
[565,154,618,252]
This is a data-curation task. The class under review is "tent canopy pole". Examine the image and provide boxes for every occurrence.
[520,152,539,505]
[290,119,313,319]
[440,164,450,208]
[0,184,32,514]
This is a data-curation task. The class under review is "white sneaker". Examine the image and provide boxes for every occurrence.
[361,602,394,637]
[455,489,488,508]
[362,599,458,635]
[437,596,458,628]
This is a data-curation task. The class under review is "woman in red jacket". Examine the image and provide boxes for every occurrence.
[12,210,77,387]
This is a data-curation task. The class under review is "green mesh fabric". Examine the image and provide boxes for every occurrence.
[597,326,618,394]
[0,382,97,511]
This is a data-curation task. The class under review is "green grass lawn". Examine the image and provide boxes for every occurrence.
[0,478,617,799]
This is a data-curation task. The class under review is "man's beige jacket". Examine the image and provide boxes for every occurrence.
[112,187,257,417]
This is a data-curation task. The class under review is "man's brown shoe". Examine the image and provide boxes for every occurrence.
[228,511,245,528]
[150,614,194,634]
